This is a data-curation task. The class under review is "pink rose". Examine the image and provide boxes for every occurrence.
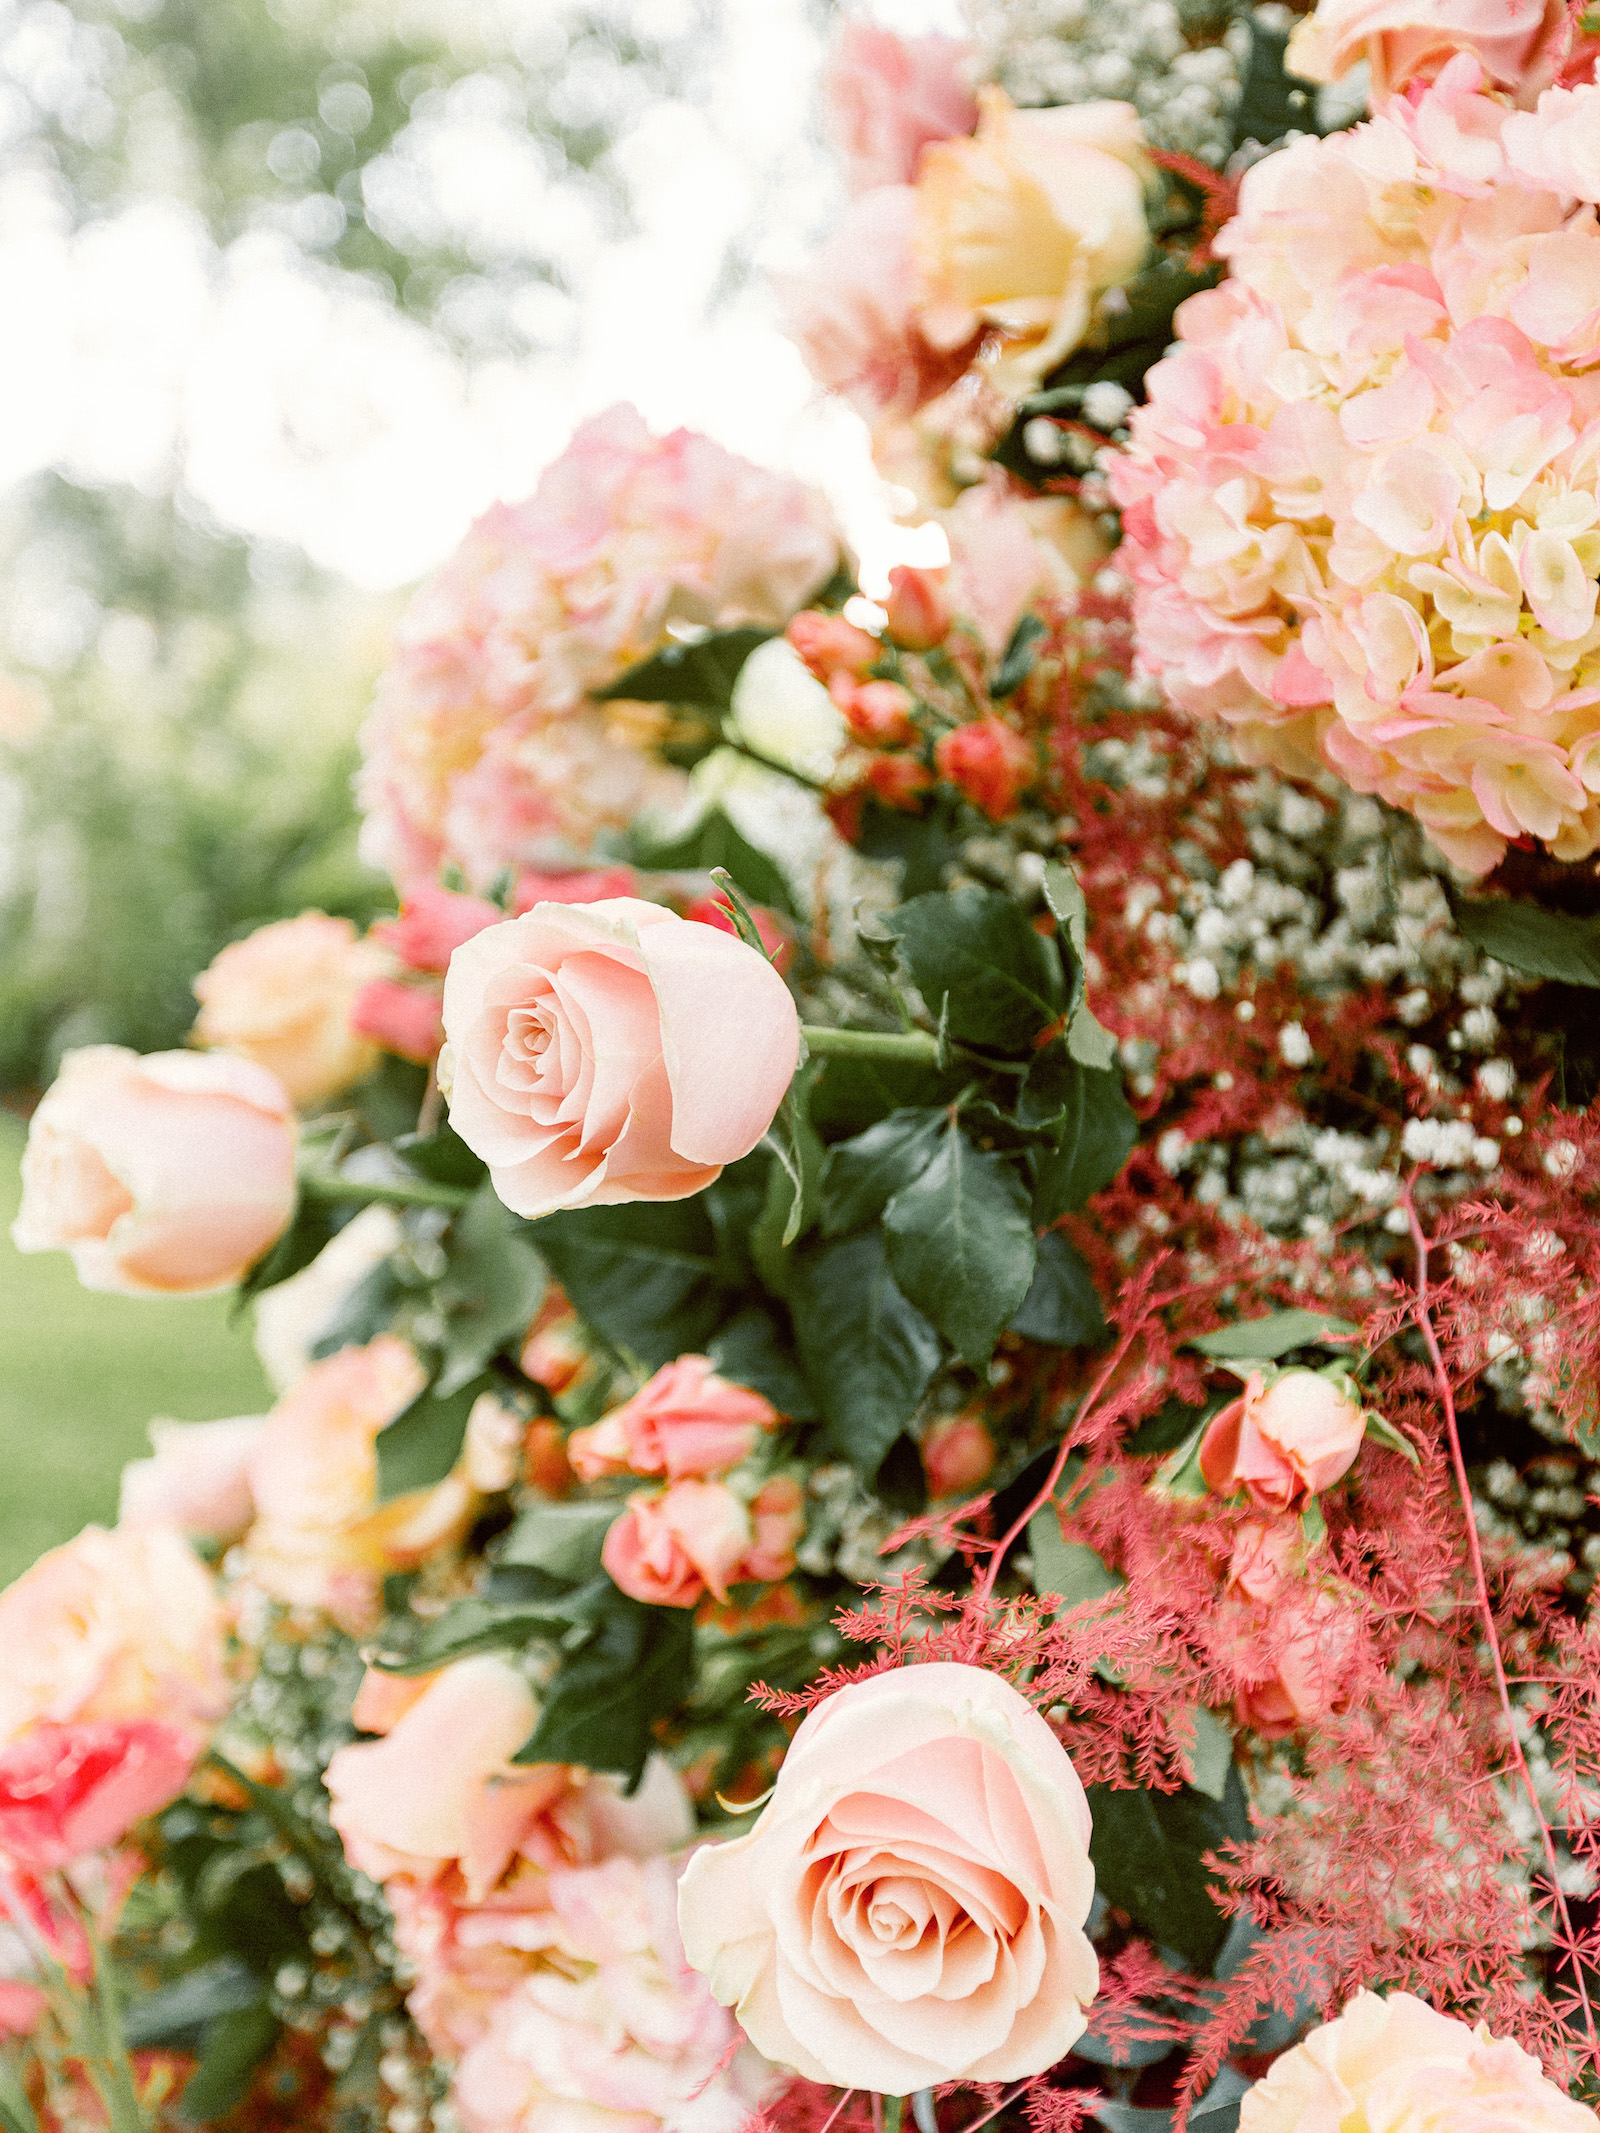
[884,564,952,651]
[934,716,1038,820]
[1286,0,1568,103]
[921,1411,996,1498]
[941,478,1097,657]
[568,1356,779,1484]
[0,1524,229,1751]
[1200,1369,1367,1514]
[440,898,799,1222]
[192,912,385,1110]
[677,1661,1099,2091]
[118,1414,265,1545]
[508,868,638,915]
[681,893,793,974]
[601,1480,760,1608]
[0,1720,198,1870]
[1226,1587,1361,1739]
[12,1046,297,1296]
[348,976,447,1066]
[822,22,977,195]
[376,886,501,974]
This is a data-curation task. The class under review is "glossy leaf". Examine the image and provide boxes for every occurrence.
[1032,1061,1138,1222]
[790,1233,941,1478]
[375,1372,491,1500]
[1189,1309,1359,1361]
[884,887,1064,1053]
[629,805,796,918]
[516,1593,694,1787]
[1041,860,1119,1069]
[1087,1765,1249,1970]
[1453,895,1600,986]
[884,1129,1037,1369]
[821,1107,947,1236]
[533,1200,721,1369]
[595,627,772,710]
[436,1184,546,1396]
[1009,1228,1106,1346]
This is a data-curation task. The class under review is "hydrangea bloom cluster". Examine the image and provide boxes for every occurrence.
[1113,61,1600,874]
[358,404,839,889]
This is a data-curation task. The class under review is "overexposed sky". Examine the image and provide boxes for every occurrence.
[0,0,965,594]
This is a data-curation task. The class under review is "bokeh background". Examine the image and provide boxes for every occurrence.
[0,0,958,1577]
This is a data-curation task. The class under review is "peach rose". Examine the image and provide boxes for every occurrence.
[602,1478,801,1609]
[823,22,977,195]
[0,1720,200,1869]
[243,1335,468,1632]
[0,1524,229,1750]
[677,1661,1099,2092]
[440,898,799,1222]
[1227,1587,1361,1739]
[1238,1989,1597,2133]
[1286,0,1568,103]
[12,1046,297,1296]
[118,1414,265,1545]
[1200,1370,1367,1514]
[935,716,1037,820]
[922,1412,996,1498]
[884,564,952,651]
[568,1357,779,1484]
[192,912,385,1110]
[916,89,1152,391]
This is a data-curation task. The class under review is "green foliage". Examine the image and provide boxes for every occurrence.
[883,1126,1037,1369]
[374,1372,491,1499]
[628,806,798,917]
[821,1108,947,1236]
[1010,1229,1106,1347]
[884,887,1065,1052]
[597,628,773,710]
[1189,1310,1360,1362]
[533,1199,726,1369]
[991,613,1048,698]
[434,1186,546,1396]
[789,1232,941,1478]
[1087,1765,1249,1971]
[1031,1061,1140,1223]
[515,1589,696,1788]
[1231,15,1321,151]
[1453,896,1600,986]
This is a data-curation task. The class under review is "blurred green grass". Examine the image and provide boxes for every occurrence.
[0,1108,272,1585]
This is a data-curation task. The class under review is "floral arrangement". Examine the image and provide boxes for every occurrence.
[12,9,1600,2133]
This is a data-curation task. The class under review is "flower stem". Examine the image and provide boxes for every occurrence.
[801,1026,940,1064]
[297,1169,475,1212]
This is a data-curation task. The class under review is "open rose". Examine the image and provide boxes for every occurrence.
[192,912,384,1110]
[0,1721,199,1869]
[1239,1989,1597,2133]
[677,1660,1098,2092]
[12,1046,297,1296]
[568,1356,779,1484]
[440,898,799,1221]
[1285,0,1570,104]
[1200,1370,1367,1513]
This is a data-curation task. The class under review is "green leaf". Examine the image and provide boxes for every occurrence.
[371,1595,591,1675]
[992,611,1047,697]
[595,627,773,710]
[1041,860,1119,1070]
[436,1184,546,1396]
[517,1593,695,1787]
[1232,14,1319,150]
[394,1122,486,1188]
[885,887,1065,1053]
[810,1050,957,1139]
[1189,1309,1359,1362]
[790,1232,941,1477]
[533,1200,721,1369]
[1364,1410,1419,1465]
[124,1959,264,2047]
[1027,1510,1122,1612]
[375,1372,490,1499]
[1009,1229,1106,1346]
[629,805,796,918]
[885,1128,1037,1369]
[499,1501,618,1584]
[708,1306,817,1420]
[234,1195,338,1306]
[1181,1706,1235,1803]
[821,1107,947,1236]
[853,797,964,897]
[1453,896,1600,986]
[756,1068,826,1264]
[178,2002,280,2124]
[1032,1063,1138,1222]
[309,1257,407,1359]
[1087,1765,1249,1970]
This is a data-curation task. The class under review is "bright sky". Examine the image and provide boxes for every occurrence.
[0,0,965,596]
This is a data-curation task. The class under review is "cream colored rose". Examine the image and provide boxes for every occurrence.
[677,1660,1098,2093]
[1240,1991,1597,2133]
[916,88,1152,390]
[193,911,386,1110]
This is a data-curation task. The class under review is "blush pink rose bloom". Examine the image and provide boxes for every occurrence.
[1200,1370,1367,1514]
[1239,1989,1598,2133]
[12,1046,297,1296]
[823,22,977,195]
[440,898,799,1222]
[0,1524,229,1752]
[1286,0,1570,103]
[191,912,385,1111]
[602,1478,802,1609]
[0,1720,199,1870]
[678,1660,1099,2092]
[568,1357,779,1485]
[118,1414,265,1545]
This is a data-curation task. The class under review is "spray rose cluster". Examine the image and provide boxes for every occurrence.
[358,402,839,890]
[1113,61,1600,874]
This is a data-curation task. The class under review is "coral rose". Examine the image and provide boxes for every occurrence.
[349,976,447,1066]
[677,1660,1099,2092]
[916,89,1152,392]
[1286,0,1569,104]
[0,1720,199,1870]
[603,1480,762,1608]
[192,912,384,1110]
[568,1356,779,1484]
[1238,1989,1597,2133]
[884,564,952,651]
[0,1524,228,1750]
[440,898,799,1222]
[1200,1370,1367,1513]
[922,1412,996,1498]
[822,22,977,196]
[935,716,1037,820]
[12,1045,297,1296]
[1227,1587,1361,1739]
[118,1414,265,1545]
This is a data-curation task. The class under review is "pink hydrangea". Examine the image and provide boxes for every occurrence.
[359,405,840,889]
[1111,58,1600,874]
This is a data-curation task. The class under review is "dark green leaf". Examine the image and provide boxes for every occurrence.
[992,612,1047,697]
[709,1305,817,1419]
[124,1960,263,2048]
[629,805,796,918]
[1128,1394,1230,1456]
[394,1122,487,1188]
[1027,1510,1121,1611]
[790,1232,941,1477]
[235,1195,338,1306]
[309,1258,407,1360]
[884,1129,1037,1370]
[810,1050,957,1139]
[1087,1765,1249,1971]
[517,1594,694,1787]
[371,1596,590,1676]
[1453,896,1600,986]
[1041,860,1119,1070]
[178,2002,280,2124]
[821,1108,947,1236]
[375,1373,490,1500]
[1191,2105,1244,2133]
[1232,15,1319,150]
[885,887,1064,1053]
[595,627,772,710]
[1189,1309,1359,1362]
[1033,1063,1138,1222]
[1009,1229,1106,1346]
[533,1200,721,1369]
[499,1501,617,1584]
[436,1184,546,1396]
[852,798,962,897]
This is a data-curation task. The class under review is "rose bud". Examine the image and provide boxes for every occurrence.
[440,898,800,1222]
[934,716,1037,820]
[568,1355,780,1484]
[519,1294,587,1396]
[740,1475,804,1583]
[349,976,447,1065]
[786,611,880,684]
[884,563,951,650]
[681,893,793,973]
[12,1046,297,1296]
[1200,1369,1367,1514]
[865,752,935,810]
[1224,1519,1300,1604]
[833,677,919,746]
[192,911,385,1109]
[922,1412,996,1498]
[602,1480,757,1609]
[374,885,500,975]
[1226,1587,1359,1740]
